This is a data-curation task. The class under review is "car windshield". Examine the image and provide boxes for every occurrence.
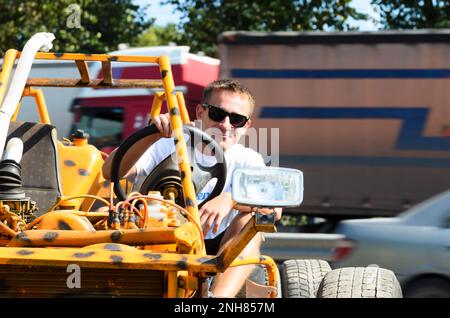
[71,106,123,149]
[399,188,450,226]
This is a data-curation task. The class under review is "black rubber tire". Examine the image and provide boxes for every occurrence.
[317,267,403,298]
[404,277,450,298]
[280,259,331,298]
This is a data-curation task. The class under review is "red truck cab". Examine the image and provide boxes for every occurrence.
[70,46,219,153]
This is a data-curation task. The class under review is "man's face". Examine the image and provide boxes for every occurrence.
[196,90,252,151]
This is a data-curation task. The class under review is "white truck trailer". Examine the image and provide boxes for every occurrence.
[219,30,450,221]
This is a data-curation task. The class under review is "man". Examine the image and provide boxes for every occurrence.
[102,79,281,297]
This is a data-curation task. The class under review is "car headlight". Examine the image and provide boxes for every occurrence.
[232,167,303,207]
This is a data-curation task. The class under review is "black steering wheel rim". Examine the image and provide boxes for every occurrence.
[110,124,226,208]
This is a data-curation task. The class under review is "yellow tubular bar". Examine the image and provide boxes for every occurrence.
[0,49,18,107]
[0,246,220,272]
[11,99,21,121]
[150,91,165,120]
[167,271,178,298]
[8,228,177,247]
[22,87,51,124]
[158,55,204,255]
[229,255,278,298]
[176,92,191,124]
[18,52,160,64]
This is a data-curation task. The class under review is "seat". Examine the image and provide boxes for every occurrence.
[6,121,62,216]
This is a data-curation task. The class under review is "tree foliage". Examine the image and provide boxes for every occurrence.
[162,0,367,56]
[0,0,153,56]
[135,24,183,47]
[372,0,450,29]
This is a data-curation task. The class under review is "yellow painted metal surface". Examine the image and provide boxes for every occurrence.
[8,228,178,247]
[23,52,160,63]
[36,211,95,231]
[176,92,190,124]
[0,246,219,272]
[229,255,279,298]
[57,141,104,210]
[22,87,51,124]
[159,55,204,254]
[0,49,17,106]
[150,91,165,120]
[174,222,199,254]
[0,47,281,298]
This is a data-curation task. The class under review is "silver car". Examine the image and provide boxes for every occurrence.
[332,189,450,297]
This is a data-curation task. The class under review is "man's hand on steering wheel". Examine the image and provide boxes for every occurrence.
[151,113,193,137]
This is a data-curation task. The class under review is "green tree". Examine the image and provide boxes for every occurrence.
[372,0,450,29]
[136,23,183,47]
[162,0,367,56]
[0,0,153,56]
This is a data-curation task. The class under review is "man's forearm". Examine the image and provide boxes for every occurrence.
[102,130,165,180]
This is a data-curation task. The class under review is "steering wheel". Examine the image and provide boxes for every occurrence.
[110,124,226,208]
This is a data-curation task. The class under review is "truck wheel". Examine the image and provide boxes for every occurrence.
[280,259,331,298]
[317,267,402,298]
[404,278,450,298]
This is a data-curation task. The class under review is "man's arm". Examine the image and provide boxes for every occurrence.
[199,192,282,236]
[102,148,137,181]
[102,114,171,180]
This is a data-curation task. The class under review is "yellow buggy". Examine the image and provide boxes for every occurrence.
[0,33,402,298]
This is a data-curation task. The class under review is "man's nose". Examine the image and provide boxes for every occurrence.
[218,115,232,130]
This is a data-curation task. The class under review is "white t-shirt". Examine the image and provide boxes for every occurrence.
[133,137,266,239]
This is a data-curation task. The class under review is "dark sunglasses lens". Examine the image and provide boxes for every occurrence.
[208,106,228,122]
[207,104,248,128]
[229,114,248,128]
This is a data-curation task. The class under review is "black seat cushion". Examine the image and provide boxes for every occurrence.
[6,121,62,216]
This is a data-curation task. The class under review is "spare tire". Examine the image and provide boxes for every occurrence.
[317,267,402,298]
[280,259,331,298]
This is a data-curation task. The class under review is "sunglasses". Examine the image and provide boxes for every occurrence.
[201,103,250,128]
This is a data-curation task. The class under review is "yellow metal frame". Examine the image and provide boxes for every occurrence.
[0,49,279,298]
[13,87,51,124]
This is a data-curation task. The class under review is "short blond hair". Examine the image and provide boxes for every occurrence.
[201,79,255,115]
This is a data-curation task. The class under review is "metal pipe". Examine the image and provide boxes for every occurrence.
[8,228,177,247]
[0,32,55,160]
[0,49,18,107]
[158,55,204,255]
[229,255,278,298]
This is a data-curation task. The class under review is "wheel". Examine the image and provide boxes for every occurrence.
[317,267,403,298]
[404,277,450,298]
[110,124,226,207]
[280,259,331,298]
[236,264,282,298]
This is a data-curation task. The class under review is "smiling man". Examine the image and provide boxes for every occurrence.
[103,79,281,297]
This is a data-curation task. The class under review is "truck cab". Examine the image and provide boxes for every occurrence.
[70,46,220,153]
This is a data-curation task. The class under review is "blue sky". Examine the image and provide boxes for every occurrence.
[136,0,380,30]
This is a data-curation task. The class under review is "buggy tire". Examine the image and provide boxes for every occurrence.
[317,267,402,298]
[280,259,331,298]
[236,264,282,298]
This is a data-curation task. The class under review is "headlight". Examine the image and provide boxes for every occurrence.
[232,167,303,207]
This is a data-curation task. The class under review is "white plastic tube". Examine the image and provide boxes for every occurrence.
[2,137,23,163]
[2,138,23,163]
[0,32,55,160]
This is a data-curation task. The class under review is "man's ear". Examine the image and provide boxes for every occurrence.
[244,118,252,129]
[195,103,205,120]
